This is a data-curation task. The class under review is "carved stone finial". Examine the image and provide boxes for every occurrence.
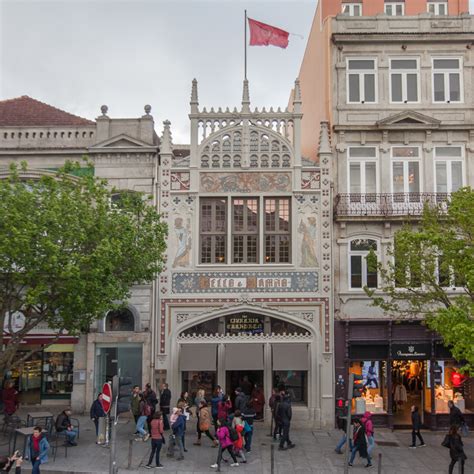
[191,78,198,104]
[242,79,250,112]
[293,78,302,103]
[100,105,108,116]
[144,104,152,115]
[318,121,332,155]
[161,120,173,155]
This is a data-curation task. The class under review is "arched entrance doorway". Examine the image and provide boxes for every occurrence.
[177,311,314,411]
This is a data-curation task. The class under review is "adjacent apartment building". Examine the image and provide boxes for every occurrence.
[0,96,159,412]
[296,0,474,428]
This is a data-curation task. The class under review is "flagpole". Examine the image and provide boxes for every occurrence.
[244,9,247,80]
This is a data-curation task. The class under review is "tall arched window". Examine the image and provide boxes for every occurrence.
[106,308,135,331]
[349,239,378,289]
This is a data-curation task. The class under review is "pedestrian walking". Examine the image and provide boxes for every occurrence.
[348,418,371,468]
[211,387,224,431]
[231,411,247,463]
[159,383,172,431]
[277,393,295,451]
[234,388,247,413]
[90,393,106,437]
[335,404,349,454]
[242,403,256,453]
[210,418,239,469]
[272,393,282,440]
[448,400,465,428]
[2,381,19,417]
[251,384,265,421]
[194,401,218,447]
[145,412,165,469]
[169,408,185,461]
[135,394,151,442]
[218,395,232,422]
[361,411,374,458]
[26,426,49,474]
[442,425,467,474]
[177,391,191,414]
[166,408,180,457]
[409,405,426,448]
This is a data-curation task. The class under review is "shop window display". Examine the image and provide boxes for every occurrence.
[42,348,74,398]
[349,361,387,414]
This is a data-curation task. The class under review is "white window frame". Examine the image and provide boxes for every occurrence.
[348,238,379,290]
[342,3,362,16]
[385,2,405,16]
[431,57,463,104]
[346,58,378,104]
[427,1,447,15]
[347,146,379,194]
[389,57,420,104]
[390,146,423,198]
[433,146,465,194]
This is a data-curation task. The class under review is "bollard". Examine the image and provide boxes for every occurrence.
[127,438,133,469]
[270,443,275,473]
[377,452,382,474]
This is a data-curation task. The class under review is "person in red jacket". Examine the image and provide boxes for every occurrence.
[251,385,265,420]
[2,382,19,416]
[217,396,232,422]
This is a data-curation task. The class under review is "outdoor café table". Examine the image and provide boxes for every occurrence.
[12,426,46,455]
[26,411,54,428]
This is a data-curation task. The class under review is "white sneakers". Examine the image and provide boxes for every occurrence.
[210,464,218,468]
[231,463,240,467]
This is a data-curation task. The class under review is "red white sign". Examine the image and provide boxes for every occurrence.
[101,382,112,414]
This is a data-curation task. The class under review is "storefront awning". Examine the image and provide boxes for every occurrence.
[225,343,264,370]
[179,343,217,371]
[2,335,79,345]
[272,343,309,371]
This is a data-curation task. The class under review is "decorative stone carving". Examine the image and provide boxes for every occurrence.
[171,171,190,190]
[177,332,312,342]
[301,170,320,190]
[200,172,291,193]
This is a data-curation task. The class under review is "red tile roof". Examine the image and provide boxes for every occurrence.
[0,96,94,126]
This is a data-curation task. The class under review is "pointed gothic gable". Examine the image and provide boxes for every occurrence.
[92,133,153,149]
[376,111,441,128]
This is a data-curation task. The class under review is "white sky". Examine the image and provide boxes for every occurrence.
[1,0,473,144]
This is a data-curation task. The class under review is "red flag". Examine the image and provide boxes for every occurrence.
[248,18,289,49]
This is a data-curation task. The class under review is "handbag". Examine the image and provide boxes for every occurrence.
[441,435,450,448]
[199,421,210,432]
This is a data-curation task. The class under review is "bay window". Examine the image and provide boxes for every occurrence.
[232,198,259,264]
[264,198,291,263]
[200,198,227,264]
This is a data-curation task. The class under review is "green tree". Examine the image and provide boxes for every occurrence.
[0,162,167,375]
[365,188,474,374]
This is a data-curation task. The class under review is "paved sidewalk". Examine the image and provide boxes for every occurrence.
[2,412,472,473]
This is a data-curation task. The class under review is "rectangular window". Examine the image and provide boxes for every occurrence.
[432,58,462,103]
[385,2,404,16]
[390,59,419,103]
[434,147,464,194]
[342,3,362,16]
[348,147,378,195]
[264,198,291,263]
[349,239,378,289]
[232,198,259,264]
[391,147,421,199]
[347,59,377,104]
[200,198,227,264]
[428,2,447,15]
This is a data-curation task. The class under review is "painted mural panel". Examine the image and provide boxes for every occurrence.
[200,172,291,193]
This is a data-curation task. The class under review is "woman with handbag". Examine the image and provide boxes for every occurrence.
[194,401,218,447]
[145,412,165,469]
[442,425,467,474]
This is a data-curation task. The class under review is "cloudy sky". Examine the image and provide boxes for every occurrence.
[1,0,473,144]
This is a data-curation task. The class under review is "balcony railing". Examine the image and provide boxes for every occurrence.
[335,193,449,218]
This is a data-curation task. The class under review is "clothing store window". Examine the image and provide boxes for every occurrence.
[349,239,378,289]
[349,361,387,414]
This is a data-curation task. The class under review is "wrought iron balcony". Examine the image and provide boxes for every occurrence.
[334,193,449,218]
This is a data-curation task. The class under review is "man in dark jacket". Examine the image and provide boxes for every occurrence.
[348,419,371,467]
[160,383,172,430]
[277,393,295,451]
[55,409,77,446]
[409,405,426,448]
[234,388,248,413]
[143,383,158,411]
[448,400,465,428]
[242,403,256,453]
[90,393,106,437]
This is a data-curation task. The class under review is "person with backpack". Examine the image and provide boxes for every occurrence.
[210,418,239,469]
[277,393,295,451]
[348,418,371,468]
[135,394,151,442]
[361,411,374,458]
[409,405,426,448]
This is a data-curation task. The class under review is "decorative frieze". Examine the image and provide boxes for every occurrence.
[200,172,291,193]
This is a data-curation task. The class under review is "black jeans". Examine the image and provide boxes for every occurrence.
[217,445,237,467]
[449,458,464,474]
[279,423,291,448]
[273,420,282,439]
[162,413,170,431]
[411,429,424,446]
[148,439,163,466]
[198,429,215,441]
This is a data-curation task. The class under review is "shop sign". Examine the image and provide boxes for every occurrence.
[391,343,431,359]
[3,311,26,333]
[226,315,264,335]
